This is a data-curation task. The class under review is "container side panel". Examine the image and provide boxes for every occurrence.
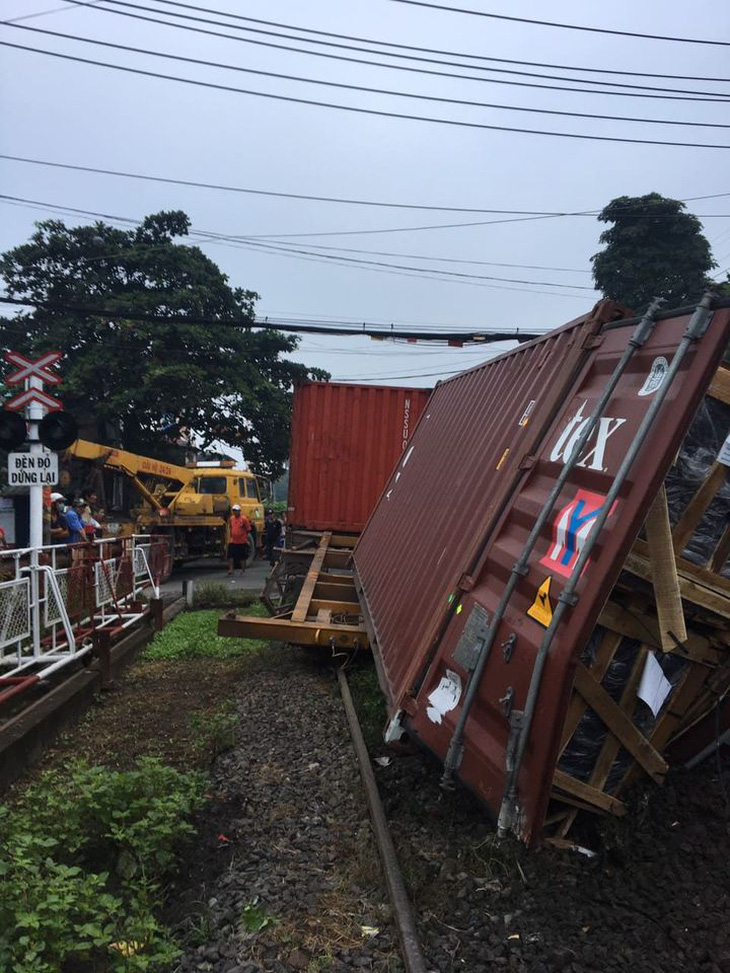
[355,306,730,844]
[288,383,430,533]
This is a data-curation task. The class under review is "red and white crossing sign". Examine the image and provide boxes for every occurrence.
[4,350,62,386]
[4,387,63,412]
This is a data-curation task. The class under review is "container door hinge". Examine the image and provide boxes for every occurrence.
[458,574,475,592]
[502,633,517,663]
[518,454,536,471]
[499,686,515,718]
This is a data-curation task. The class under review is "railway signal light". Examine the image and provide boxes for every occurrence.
[0,411,28,451]
[38,411,79,451]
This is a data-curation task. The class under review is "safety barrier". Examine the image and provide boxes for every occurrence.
[0,535,171,699]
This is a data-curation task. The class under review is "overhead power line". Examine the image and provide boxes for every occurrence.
[7,23,730,131]
[0,295,546,343]
[0,194,592,298]
[3,40,729,150]
[0,192,592,273]
[66,0,730,101]
[91,0,730,84]
[392,0,730,47]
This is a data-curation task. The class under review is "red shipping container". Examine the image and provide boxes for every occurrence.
[288,382,431,533]
[354,297,730,845]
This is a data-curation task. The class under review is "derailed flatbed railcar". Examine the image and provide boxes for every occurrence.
[353,296,730,846]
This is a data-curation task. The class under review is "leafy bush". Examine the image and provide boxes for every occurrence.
[193,582,259,609]
[144,607,269,661]
[190,700,239,759]
[0,758,205,972]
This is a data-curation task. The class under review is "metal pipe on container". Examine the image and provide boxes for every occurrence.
[497,291,716,838]
[439,297,665,790]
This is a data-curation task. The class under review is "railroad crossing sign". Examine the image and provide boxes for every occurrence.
[4,386,63,412]
[4,350,62,386]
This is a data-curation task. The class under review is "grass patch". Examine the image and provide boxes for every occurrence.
[0,758,205,973]
[193,582,260,610]
[347,664,388,751]
[144,606,270,661]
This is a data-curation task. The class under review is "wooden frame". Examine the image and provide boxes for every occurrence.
[546,366,730,839]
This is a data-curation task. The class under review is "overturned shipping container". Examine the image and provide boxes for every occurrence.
[353,296,730,846]
[288,382,430,534]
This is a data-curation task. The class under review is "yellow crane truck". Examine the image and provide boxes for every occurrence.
[67,440,265,564]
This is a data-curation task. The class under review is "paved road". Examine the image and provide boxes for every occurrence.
[159,556,272,601]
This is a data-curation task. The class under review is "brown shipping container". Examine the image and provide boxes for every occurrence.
[288,382,431,533]
[353,298,730,845]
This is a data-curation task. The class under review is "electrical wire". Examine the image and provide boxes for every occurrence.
[65,0,730,102]
[2,0,103,24]
[391,0,730,48]
[0,295,547,342]
[9,23,730,130]
[91,0,730,85]
[0,195,592,297]
[0,192,593,274]
[4,41,730,151]
[3,157,729,228]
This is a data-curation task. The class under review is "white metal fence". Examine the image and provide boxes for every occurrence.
[0,534,171,694]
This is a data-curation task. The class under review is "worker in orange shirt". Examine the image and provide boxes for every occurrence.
[227,503,252,578]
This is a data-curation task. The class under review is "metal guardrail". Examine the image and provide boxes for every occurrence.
[0,534,171,690]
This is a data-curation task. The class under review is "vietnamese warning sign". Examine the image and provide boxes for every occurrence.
[8,451,58,486]
[527,576,553,627]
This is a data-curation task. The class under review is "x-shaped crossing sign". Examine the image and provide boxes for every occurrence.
[4,350,63,386]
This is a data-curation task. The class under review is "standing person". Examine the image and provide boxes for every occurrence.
[263,508,283,566]
[65,498,87,545]
[227,504,251,578]
[50,493,70,544]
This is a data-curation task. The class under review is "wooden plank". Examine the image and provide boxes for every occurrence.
[559,630,623,755]
[711,522,730,573]
[645,485,687,650]
[551,769,627,816]
[313,580,358,601]
[291,533,331,623]
[558,645,649,837]
[708,366,730,405]
[218,612,368,648]
[573,663,668,782]
[672,462,728,555]
[309,598,361,615]
[624,549,730,619]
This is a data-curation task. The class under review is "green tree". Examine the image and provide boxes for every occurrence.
[0,211,327,477]
[591,193,716,311]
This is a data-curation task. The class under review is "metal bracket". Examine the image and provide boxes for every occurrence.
[457,573,475,592]
[499,686,515,718]
[518,454,536,471]
[502,633,517,664]
[558,590,579,607]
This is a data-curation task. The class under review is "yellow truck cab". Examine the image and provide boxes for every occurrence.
[66,441,265,564]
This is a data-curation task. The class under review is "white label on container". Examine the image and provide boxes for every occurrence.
[518,399,536,427]
[718,433,730,467]
[638,357,669,397]
[426,669,462,725]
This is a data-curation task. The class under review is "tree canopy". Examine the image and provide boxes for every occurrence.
[591,193,717,312]
[0,211,327,478]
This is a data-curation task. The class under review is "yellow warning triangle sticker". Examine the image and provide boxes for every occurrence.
[527,576,553,627]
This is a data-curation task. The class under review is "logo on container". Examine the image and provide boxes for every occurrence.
[549,400,626,472]
[401,397,411,450]
[540,488,612,578]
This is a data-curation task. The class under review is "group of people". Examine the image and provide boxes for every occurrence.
[50,492,104,545]
[227,506,284,577]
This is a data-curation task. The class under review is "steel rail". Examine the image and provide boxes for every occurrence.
[337,667,431,973]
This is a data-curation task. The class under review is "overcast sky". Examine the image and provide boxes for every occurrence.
[1,0,729,390]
